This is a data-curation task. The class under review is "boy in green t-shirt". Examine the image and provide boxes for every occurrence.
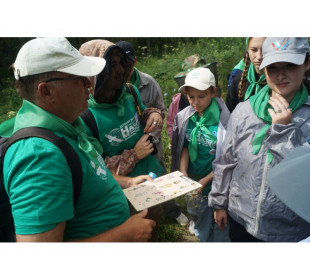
[171,68,231,242]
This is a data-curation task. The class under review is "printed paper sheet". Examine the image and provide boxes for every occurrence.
[123,171,202,211]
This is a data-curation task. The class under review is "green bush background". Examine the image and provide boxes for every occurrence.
[0,37,246,241]
[0,37,245,170]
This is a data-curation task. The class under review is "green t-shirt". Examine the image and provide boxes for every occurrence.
[86,86,163,177]
[3,136,129,241]
[184,118,218,195]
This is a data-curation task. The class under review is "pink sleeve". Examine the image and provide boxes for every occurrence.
[166,93,181,140]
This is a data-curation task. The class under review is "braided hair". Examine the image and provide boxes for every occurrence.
[238,51,251,100]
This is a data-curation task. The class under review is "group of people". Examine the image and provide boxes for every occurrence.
[1,37,310,242]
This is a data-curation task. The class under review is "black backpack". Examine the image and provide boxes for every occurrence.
[0,127,83,242]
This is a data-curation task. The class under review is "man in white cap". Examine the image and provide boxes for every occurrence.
[1,37,155,242]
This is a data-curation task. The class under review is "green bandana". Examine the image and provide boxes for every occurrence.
[88,89,134,117]
[13,100,104,169]
[233,58,245,71]
[244,63,266,101]
[0,116,16,137]
[188,98,220,162]
[243,37,265,101]
[130,68,140,89]
[250,84,308,163]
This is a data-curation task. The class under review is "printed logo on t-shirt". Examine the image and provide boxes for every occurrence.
[90,151,107,180]
[105,116,140,146]
[185,130,217,150]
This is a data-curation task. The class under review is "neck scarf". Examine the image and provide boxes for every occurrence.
[13,100,104,169]
[188,98,220,162]
[233,58,245,71]
[130,68,140,89]
[88,89,134,118]
[250,84,308,163]
[0,116,16,137]
[244,63,266,101]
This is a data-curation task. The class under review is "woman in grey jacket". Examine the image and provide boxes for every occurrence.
[209,37,310,242]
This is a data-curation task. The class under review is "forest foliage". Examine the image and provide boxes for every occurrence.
[0,37,246,169]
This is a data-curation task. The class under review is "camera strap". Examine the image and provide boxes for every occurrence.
[125,83,145,127]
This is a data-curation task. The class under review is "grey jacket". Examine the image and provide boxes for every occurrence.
[136,69,166,171]
[208,97,310,242]
[171,97,231,172]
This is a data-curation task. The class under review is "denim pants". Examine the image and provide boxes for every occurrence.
[187,194,230,242]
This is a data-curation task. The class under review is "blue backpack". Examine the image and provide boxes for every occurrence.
[0,127,82,242]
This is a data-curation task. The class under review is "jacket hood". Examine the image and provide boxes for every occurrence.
[79,39,127,102]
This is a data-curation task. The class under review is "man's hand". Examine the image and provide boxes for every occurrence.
[128,175,153,188]
[214,209,228,232]
[134,134,154,160]
[122,209,156,242]
[114,174,153,189]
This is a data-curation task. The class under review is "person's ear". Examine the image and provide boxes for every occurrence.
[211,87,218,98]
[37,82,54,105]
[305,57,310,72]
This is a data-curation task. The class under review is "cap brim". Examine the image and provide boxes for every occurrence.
[179,81,211,92]
[58,56,106,77]
[266,146,310,223]
[259,53,306,70]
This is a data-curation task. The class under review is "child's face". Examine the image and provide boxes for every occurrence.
[186,87,216,116]
[264,61,310,102]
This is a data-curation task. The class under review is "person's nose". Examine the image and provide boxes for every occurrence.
[276,68,286,80]
[193,97,199,106]
[257,49,263,62]
[118,64,125,75]
[83,77,92,88]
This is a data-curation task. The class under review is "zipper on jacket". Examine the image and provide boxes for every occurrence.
[254,156,268,236]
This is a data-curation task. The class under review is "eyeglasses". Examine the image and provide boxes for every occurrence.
[44,77,88,83]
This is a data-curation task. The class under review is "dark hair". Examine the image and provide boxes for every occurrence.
[11,65,56,102]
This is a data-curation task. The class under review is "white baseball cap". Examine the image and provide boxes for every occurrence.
[179,67,216,92]
[14,37,106,80]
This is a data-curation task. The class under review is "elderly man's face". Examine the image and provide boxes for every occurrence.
[43,72,91,123]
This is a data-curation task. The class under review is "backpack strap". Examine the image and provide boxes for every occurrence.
[125,83,145,126]
[5,127,82,207]
[80,110,100,141]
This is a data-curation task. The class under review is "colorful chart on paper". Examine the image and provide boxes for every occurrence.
[123,171,202,211]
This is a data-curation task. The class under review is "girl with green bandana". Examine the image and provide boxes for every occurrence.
[171,68,231,242]
[209,37,310,242]
[226,37,266,112]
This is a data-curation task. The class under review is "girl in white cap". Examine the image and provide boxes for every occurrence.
[171,67,231,242]
[209,37,310,242]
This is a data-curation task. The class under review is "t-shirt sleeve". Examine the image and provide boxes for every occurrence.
[3,137,74,235]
